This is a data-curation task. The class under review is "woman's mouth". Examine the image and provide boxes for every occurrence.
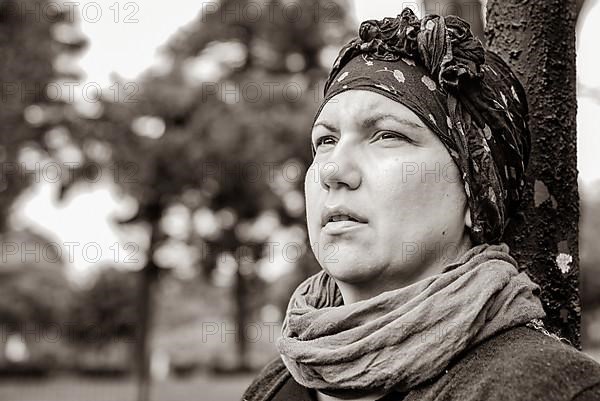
[322,220,367,235]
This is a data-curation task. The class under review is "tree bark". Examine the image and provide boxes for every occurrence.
[486,0,580,347]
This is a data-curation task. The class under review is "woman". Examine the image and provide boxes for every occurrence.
[242,8,600,401]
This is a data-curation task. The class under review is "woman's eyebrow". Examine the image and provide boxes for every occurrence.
[312,121,338,132]
[312,113,426,133]
[362,113,426,131]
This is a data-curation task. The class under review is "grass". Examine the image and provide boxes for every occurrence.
[0,373,255,401]
[2,349,598,401]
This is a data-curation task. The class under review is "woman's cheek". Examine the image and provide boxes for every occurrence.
[304,176,321,242]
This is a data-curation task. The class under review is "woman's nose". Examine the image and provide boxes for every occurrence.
[318,144,361,191]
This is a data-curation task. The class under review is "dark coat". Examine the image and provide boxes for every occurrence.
[242,326,600,401]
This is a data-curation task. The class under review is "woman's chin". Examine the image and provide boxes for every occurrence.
[322,260,382,285]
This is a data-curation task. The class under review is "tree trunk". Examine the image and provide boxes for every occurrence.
[486,0,580,347]
[225,228,249,372]
[234,260,249,371]
[136,201,162,401]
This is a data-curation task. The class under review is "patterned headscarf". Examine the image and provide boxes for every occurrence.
[311,8,531,245]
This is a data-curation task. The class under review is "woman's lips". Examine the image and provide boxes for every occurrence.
[321,205,368,227]
[321,220,367,235]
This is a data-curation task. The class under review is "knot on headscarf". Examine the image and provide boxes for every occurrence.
[315,8,531,245]
[325,8,485,95]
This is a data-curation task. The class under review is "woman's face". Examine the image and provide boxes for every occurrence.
[305,90,472,296]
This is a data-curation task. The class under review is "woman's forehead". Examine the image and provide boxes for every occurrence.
[315,90,426,128]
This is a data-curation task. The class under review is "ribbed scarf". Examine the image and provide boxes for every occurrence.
[276,242,546,399]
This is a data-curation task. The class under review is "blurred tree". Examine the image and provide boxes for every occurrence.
[69,267,138,346]
[487,0,581,346]
[0,0,86,232]
[422,0,485,40]
[0,230,69,327]
[0,229,71,370]
[58,1,354,399]
[580,185,600,314]
[0,0,86,372]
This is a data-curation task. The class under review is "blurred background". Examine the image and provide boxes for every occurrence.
[0,0,599,400]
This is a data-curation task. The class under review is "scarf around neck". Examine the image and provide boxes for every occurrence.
[276,242,546,399]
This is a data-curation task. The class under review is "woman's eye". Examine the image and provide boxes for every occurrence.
[373,131,409,142]
[315,136,336,148]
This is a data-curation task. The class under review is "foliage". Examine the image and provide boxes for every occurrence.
[0,0,86,231]
[70,267,139,345]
